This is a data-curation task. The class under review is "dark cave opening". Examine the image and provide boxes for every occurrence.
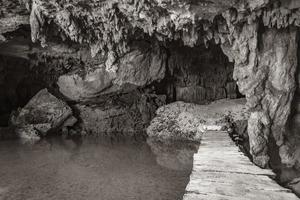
[0,55,45,126]
[152,41,244,104]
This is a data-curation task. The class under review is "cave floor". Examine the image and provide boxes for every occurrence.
[183,131,299,200]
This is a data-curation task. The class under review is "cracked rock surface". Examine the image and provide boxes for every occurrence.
[0,0,300,175]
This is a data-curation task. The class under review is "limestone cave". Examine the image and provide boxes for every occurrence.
[0,0,300,199]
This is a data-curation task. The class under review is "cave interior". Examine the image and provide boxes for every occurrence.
[1,0,300,198]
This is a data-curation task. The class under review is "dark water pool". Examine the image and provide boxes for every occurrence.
[0,137,198,200]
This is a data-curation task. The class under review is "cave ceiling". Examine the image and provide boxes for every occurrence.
[0,0,299,58]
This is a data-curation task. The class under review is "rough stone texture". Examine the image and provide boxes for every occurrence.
[167,43,238,104]
[58,41,167,101]
[222,25,298,168]
[76,91,166,137]
[0,55,46,126]
[1,0,300,197]
[0,0,299,171]
[20,0,300,56]
[11,89,76,140]
[147,98,248,141]
[0,0,29,41]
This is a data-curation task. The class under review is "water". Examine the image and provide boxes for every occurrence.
[0,137,198,200]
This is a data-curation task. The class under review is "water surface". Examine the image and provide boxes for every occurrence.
[0,137,197,200]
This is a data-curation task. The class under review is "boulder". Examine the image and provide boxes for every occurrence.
[57,67,114,101]
[76,92,166,138]
[57,41,167,101]
[11,89,76,140]
[147,98,248,141]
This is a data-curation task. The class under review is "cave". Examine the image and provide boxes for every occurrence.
[1,0,300,200]
[0,55,45,126]
[157,41,243,104]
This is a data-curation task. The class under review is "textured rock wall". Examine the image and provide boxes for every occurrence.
[0,55,44,126]
[0,0,29,41]
[1,0,300,169]
[168,43,238,104]
[287,38,300,170]
[222,25,298,168]
[57,41,167,101]
[76,91,165,138]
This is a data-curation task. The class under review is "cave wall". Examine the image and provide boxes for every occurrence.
[286,36,300,170]
[167,43,239,104]
[1,0,300,169]
[222,24,299,168]
[0,55,44,126]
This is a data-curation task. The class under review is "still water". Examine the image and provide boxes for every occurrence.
[0,137,198,200]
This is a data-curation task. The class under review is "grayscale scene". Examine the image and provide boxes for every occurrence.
[0,0,300,199]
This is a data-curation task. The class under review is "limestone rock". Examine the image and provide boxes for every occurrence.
[14,125,41,143]
[167,43,238,104]
[76,92,166,137]
[1,0,300,183]
[113,42,166,88]
[222,25,298,168]
[11,89,76,140]
[0,0,29,41]
[58,42,167,101]
[147,98,248,141]
[58,66,114,101]
[13,0,299,54]
[76,103,144,137]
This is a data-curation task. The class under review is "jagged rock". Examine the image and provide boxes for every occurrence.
[14,125,41,142]
[11,89,76,140]
[58,41,166,101]
[0,0,300,185]
[222,25,298,168]
[0,55,45,126]
[168,43,238,104]
[76,92,166,137]
[58,66,114,101]
[0,0,29,41]
[147,98,248,141]
[113,42,166,88]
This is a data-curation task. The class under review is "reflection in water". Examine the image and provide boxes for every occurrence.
[147,138,200,171]
[0,136,198,200]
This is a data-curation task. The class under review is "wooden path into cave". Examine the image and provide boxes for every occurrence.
[183,131,299,200]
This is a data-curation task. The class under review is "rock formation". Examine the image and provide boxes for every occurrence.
[76,91,165,137]
[11,89,76,141]
[0,0,300,176]
[147,98,248,141]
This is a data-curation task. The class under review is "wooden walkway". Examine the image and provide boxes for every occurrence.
[183,131,299,200]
